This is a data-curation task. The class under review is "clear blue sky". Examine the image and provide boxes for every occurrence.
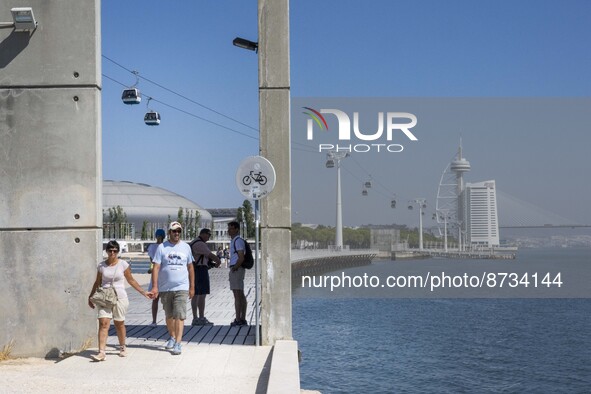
[101,1,591,227]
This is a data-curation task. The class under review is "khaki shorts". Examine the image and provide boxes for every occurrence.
[160,291,189,320]
[98,297,130,322]
[229,266,245,290]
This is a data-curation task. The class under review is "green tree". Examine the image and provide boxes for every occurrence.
[291,224,371,249]
[141,220,148,240]
[236,207,244,223]
[177,207,184,226]
[242,200,255,238]
[183,208,201,239]
[103,205,129,239]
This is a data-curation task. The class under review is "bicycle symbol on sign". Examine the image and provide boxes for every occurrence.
[242,171,268,186]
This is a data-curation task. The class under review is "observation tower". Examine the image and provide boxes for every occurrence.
[450,143,471,197]
[436,141,470,250]
[450,143,470,250]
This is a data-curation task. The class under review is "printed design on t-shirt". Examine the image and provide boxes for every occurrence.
[166,252,188,268]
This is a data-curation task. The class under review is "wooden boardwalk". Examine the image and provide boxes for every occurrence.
[108,267,258,347]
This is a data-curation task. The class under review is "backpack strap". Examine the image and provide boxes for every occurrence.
[232,237,244,254]
[190,238,205,265]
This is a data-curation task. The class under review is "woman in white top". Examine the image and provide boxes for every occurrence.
[88,240,149,361]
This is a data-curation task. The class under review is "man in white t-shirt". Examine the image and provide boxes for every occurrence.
[149,221,194,355]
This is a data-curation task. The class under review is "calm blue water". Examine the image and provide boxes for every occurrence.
[293,248,591,393]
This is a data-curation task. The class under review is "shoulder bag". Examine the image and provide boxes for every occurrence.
[90,264,119,308]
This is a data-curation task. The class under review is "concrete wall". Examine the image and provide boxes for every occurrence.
[258,0,292,345]
[370,228,401,252]
[0,0,101,357]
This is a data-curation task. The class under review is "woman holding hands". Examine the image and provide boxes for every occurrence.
[88,240,149,361]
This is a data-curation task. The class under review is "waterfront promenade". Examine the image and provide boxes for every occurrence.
[1,249,378,393]
[0,269,302,393]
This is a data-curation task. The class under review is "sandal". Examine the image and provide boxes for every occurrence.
[91,351,106,362]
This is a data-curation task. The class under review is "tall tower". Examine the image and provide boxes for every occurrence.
[450,141,471,195]
[450,141,470,250]
[465,180,500,248]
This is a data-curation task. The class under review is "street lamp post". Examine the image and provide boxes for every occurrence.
[326,150,349,250]
[408,198,427,250]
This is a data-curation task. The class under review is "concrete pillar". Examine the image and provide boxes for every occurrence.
[0,1,101,357]
[258,0,292,344]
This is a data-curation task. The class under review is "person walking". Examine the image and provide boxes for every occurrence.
[149,222,195,355]
[147,228,166,326]
[223,247,229,268]
[227,221,247,326]
[216,246,224,267]
[190,228,221,326]
[88,240,150,361]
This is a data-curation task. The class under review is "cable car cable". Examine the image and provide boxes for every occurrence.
[103,74,257,140]
[103,73,319,153]
[103,55,258,133]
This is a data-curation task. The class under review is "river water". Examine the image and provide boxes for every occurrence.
[293,248,591,393]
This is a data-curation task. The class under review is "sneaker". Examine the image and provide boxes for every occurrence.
[91,351,106,362]
[171,342,182,355]
[149,322,157,327]
[191,317,200,326]
[199,317,214,326]
[230,319,241,327]
[165,338,176,349]
[239,319,248,326]
[118,346,127,357]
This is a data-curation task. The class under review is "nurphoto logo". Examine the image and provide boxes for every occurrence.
[303,107,418,153]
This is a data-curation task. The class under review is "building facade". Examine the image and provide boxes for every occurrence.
[463,180,500,248]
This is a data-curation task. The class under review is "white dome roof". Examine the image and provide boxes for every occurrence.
[102,180,212,228]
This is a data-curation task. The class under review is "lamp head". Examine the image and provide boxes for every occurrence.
[233,37,258,52]
[11,7,37,30]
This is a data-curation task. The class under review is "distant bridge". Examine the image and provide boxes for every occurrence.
[497,191,586,229]
[500,224,591,229]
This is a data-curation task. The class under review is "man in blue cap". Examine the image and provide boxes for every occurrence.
[147,228,166,326]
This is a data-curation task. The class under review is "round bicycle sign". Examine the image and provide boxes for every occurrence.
[235,156,276,200]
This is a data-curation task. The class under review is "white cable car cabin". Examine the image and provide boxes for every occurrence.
[144,111,161,126]
[122,88,141,104]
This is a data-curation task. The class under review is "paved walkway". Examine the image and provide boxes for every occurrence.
[1,269,276,393]
[117,269,258,345]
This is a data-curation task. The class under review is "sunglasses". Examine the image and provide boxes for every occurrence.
[107,249,119,253]
[171,229,182,234]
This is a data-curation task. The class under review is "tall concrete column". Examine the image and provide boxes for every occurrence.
[258,0,292,345]
[0,1,101,357]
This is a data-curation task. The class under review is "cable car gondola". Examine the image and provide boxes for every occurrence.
[391,199,396,209]
[122,70,142,105]
[362,188,368,196]
[144,110,161,126]
[122,88,141,104]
